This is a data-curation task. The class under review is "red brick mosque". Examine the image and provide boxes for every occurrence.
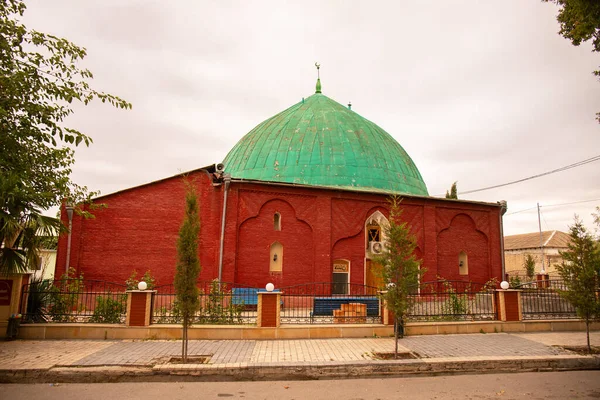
[56,72,506,291]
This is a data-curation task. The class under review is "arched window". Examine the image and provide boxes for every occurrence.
[274,213,281,231]
[459,251,468,275]
[270,242,283,272]
[365,210,389,252]
[367,224,381,242]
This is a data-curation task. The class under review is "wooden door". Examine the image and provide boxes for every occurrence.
[366,260,384,289]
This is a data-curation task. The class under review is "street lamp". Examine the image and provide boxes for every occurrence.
[65,205,74,271]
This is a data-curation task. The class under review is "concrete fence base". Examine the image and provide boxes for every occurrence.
[15,319,600,341]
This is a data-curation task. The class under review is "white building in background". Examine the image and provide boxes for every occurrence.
[504,230,570,276]
[30,249,57,281]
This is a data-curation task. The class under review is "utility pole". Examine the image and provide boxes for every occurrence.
[537,203,546,274]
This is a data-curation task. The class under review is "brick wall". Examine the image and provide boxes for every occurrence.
[56,173,504,287]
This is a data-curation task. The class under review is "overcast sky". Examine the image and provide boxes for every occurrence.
[22,0,600,236]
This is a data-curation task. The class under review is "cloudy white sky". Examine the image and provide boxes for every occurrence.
[22,0,600,236]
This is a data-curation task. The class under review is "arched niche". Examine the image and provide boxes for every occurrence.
[459,251,468,275]
[274,212,281,231]
[270,241,283,272]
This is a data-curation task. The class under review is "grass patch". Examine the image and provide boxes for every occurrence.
[372,351,419,360]
[561,346,600,355]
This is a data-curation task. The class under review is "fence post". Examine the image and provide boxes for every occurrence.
[494,289,522,322]
[257,291,281,328]
[536,274,550,288]
[126,290,155,326]
[379,292,394,325]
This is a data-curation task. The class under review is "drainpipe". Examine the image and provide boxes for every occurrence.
[218,174,231,285]
[498,200,507,281]
[65,204,74,273]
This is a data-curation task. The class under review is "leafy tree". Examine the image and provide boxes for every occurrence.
[174,181,201,362]
[524,254,536,280]
[375,197,424,358]
[125,270,157,291]
[0,0,131,275]
[544,0,600,122]
[556,215,600,353]
[445,182,458,199]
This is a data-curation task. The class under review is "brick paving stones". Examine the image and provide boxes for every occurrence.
[0,340,114,370]
[512,331,600,347]
[249,338,398,363]
[0,332,594,373]
[74,340,257,366]
[398,333,568,358]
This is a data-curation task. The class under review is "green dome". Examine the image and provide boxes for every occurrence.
[223,92,429,196]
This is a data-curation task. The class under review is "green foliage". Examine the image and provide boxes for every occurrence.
[125,270,157,290]
[0,208,62,275]
[445,182,458,199]
[0,1,131,274]
[438,279,469,319]
[442,291,468,317]
[49,267,84,322]
[155,301,183,324]
[482,277,499,291]
[89,295,126,323]
[593,206,600,256]
[524,254,536,279]
[375,196,424,339]
[556,215,600,353]
[24,278,53,322]
[544,0,600,121]
[199,280,243,324]
[174,181,201,360]
[509,275,522,288]
[174,182,201,320]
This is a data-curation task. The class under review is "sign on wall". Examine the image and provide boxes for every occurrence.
[333,260,349,273]
[0,280,13,306]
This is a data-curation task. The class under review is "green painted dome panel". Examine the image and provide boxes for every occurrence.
[223,93,429,196]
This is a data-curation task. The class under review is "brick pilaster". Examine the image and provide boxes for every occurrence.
[126,290,155,326]
[257,292,281,328]
[494,289,522,322]
[536,274,550,288]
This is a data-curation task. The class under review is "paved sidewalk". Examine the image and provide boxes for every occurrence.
[0,332,598,382]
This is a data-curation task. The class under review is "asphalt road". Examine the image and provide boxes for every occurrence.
[1,371,599,399]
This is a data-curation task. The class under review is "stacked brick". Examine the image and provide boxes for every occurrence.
[333,303,367,323]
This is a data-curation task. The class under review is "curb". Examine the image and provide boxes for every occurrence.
[1,356,598,383]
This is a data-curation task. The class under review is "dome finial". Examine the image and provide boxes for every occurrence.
[315,62,322,93]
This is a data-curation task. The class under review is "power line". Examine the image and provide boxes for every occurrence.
[457,154,600,195]
[505,198,600,216]
[505,206,537,216]
[541,209,550,231]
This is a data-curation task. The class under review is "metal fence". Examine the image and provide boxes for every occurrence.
[407,280,496,321]
[151,281,258,325]
[20,279,128,324]
[19,277,592,326]
[278,282,381,324]
[515,280,578,320]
